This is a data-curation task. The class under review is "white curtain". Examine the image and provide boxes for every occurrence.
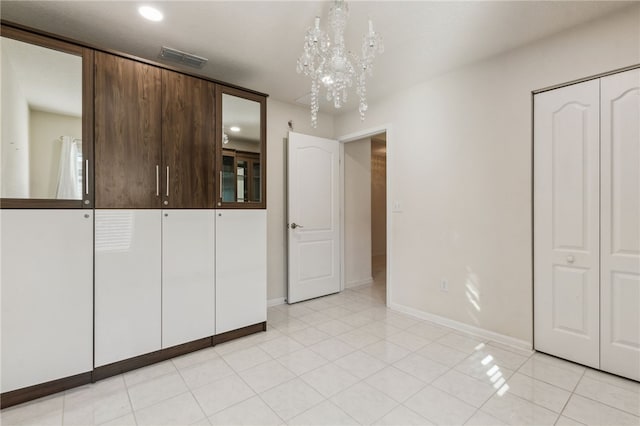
[55,136,81,199]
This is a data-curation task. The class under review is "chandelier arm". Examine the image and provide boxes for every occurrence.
[298,0,382,127]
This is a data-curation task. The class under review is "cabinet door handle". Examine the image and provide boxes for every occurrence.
[156,165,160,196]
[85,160,89,195]
[219,170,223,200]
[166,166,170,197]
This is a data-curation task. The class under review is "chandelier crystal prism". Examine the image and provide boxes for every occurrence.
[296,0,383,127]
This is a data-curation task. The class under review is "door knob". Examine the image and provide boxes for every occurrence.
[567,255,575,264]
[290,223,304,229]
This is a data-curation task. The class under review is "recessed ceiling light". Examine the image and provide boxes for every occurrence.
[139,6,163,22]
[229,126,241,132]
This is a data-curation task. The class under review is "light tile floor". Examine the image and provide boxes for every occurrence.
[2,266,639,425]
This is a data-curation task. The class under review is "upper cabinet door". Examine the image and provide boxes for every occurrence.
[94,52,162,208]
[0,27,93,209]
[162,70,216,208]
[216,86,266,208]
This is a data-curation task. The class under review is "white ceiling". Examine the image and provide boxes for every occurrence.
[1,1,631,116]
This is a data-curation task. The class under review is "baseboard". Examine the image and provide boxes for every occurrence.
[1,372,92,409]
[213,322,267,345]
[346,277,374,288]
[389,302,532,352]
[268,297,286,307]
[93,337,212,382]
[4,322,269,409]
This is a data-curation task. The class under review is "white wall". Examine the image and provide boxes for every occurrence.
[333,5,640,344]
[1,47,30,198]
[344,137,372,287]
[266,98,334,302]
[29,110,82,198]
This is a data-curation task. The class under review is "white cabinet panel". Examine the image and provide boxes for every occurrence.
[215,210,266,334]
[1,210,93,392]
[534,80,600,368]
[162,210,215,348]
[600,68,640,381]
[95,210,161,367]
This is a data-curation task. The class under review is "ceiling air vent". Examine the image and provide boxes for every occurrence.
[159,46,208,68]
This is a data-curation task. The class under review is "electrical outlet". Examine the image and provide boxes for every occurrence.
[440,279,449,292]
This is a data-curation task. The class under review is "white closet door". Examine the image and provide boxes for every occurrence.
[215,210,266,334]
[600,69,640,381]
[1,210,93,392]
[534,80,600,368]
[162,210,215,348]
[95,210,162,366]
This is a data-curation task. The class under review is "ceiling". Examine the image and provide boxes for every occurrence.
[1,1,631,116]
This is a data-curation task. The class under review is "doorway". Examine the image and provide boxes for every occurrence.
[343,131,387,303]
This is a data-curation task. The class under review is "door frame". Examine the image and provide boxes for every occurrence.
[338,124,394,306]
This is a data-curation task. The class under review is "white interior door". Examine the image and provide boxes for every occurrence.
[600,68,640,381]
[534,80,601,368]
[287,132,340,303]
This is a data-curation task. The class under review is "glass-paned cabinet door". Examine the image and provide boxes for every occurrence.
[217,87,266,208]
[0,26,93,208]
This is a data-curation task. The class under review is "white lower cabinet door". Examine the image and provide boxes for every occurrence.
[162,210,215,348]
[600,69,640,381]
[215,210,267,334]
[534,80,601,368]
[95,209,161,367]
[1,210,93,392]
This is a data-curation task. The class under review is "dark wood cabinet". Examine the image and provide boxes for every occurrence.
[162,70,216,208]
[0,26,95,209]
[95,55,218,209]
[216,86,266,208]
[94,52,162,208]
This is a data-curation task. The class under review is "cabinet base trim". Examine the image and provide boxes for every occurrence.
[92,337,212,381]
[0,323,267,409]
[1,372,92,409]
[213,322,267,345]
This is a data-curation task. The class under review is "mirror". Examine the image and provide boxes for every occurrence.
[221,93,261,203]
[1,36,83,200]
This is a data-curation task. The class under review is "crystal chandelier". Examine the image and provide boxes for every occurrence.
[296,0,383,127]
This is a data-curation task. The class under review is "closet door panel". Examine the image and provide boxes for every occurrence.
[162,70,216,208]
[215,210,266,334]
[0,210,93,392]
[162,210,215,348]
[534,80,600,368]
[600,68,640,381]
[95,209,162,366]
[95,52,162,208]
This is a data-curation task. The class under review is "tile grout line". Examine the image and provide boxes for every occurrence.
[471,346,537,422]
[171,358,209,423]
[563,388,640,420]
[213,347,288,425]
[123,374,139,426]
